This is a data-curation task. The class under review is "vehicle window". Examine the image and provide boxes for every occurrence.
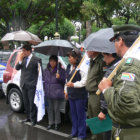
[33,52,68,70]
[10,52,18,68]
[59,57,69,66]
[33,52,49,69]
[0,51,12,63]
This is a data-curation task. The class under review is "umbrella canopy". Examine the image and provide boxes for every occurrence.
[1,30,42,45]
[33,39,74,57]
[71,41,81,48]
[82,28,116,53]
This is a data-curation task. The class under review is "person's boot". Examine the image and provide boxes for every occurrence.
[21,118,30,123]
[54,124,60,130]
[47,124,54,130]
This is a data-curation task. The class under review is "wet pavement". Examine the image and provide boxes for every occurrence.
[0,97,91,140]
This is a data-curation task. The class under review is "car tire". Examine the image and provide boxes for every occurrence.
[8,88,24,113]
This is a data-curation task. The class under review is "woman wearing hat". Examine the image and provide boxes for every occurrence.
[43,55,66,130]
[65,49,88,140]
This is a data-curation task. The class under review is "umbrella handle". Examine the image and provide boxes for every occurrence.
[57,62,59,74]
[57,47,60,74]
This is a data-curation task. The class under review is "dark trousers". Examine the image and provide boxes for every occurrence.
[69,98,87,139]
[47,99,62,125]
[22,85,37,122]
[104,130,111,140]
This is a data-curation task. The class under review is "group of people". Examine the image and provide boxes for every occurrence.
[16,24,140,140]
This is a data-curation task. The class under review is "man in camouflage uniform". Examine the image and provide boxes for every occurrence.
[86,51,104,140]
[98,24,140,140]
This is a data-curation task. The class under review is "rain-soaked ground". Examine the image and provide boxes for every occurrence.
[0,97,91,140]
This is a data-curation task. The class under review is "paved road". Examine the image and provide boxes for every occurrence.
[0,97,91,140]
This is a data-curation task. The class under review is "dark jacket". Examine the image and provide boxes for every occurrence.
[43,63,65,99]
[100,58,120,114]
[66,64,87,100]
[15,55,41,88]
[86,54,104,94]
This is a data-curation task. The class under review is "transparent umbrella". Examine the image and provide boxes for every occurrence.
[82,28,116,53]
[1,30,42,45]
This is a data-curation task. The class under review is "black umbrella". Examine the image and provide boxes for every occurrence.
[33,39,74,57]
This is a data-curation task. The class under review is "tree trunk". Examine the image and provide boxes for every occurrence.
[125,15,130,24]
[86,20,91,37]
[101,13,112,27]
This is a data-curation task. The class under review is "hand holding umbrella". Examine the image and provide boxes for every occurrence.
[56,73,60,79]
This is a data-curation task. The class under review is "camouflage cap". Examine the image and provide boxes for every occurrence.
[110,24,140,41]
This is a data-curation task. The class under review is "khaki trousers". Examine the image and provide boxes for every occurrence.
[88,94,103,140]
[111,126,140,140]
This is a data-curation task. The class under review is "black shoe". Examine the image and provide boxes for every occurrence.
[31,121,36,126]
[47,124,54,130]
[68,134,77,138]
[54,124,60,130]
[21,119,30,123]
[77,138,85,140]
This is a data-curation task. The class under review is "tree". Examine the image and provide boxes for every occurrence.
[81,0,116,27]
[114,0,140,24]
[80,0,140,39]
[80,0,117,37]
[0,0,85,39]
[91,0,140,25]
[0,0,57,38]
[29,18,75,40]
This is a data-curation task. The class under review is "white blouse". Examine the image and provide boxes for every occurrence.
[64,65,87,93]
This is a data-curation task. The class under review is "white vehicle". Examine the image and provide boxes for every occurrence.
[2,48,69,116]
